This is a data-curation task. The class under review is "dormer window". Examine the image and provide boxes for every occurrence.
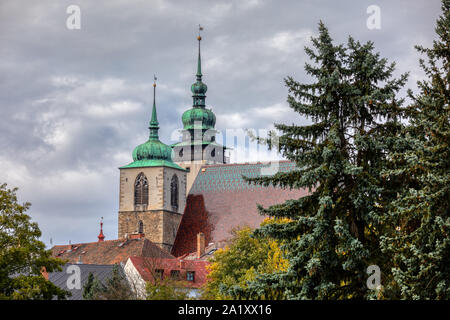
[186,271,195,282]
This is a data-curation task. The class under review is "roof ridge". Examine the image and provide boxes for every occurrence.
[51,238,138,249]
[64,263,121,267]
[201,160,293,169]
[142,239,175,258]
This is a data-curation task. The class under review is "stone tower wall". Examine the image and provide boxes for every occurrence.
[118,166,186,252]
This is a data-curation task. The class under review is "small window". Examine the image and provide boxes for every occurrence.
[179,148,184,157]
[170,175,179,210]
[138,220,144,234]
[186,271,195,282]
[155,269,164,280]
[211,149,215,157]
[185,167,190,173]
[170,270,180,280]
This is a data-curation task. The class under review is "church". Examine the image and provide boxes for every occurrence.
[52,31,306,265]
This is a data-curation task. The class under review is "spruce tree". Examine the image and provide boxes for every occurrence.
[380,0,450,299]
[235,22,407,299]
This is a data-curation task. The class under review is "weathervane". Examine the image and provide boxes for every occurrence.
[198,24,203,41]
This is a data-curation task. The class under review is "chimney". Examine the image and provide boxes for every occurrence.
[40,267,48,280]
[129,233,145,240]
[197,232,205,259]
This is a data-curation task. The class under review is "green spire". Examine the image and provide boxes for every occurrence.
[196,32,202,80]
[120,75,185,171]
[191,25,207,108]
[149,75,159,140]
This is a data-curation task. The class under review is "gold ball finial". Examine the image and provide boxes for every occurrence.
[153,82,156,87]
[197,35,202,41]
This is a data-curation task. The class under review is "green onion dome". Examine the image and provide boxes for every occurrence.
[131,81,174,163]
[182,31,216,131]
[182,107,216,130]
[191,80,207,96]
[132,138,173,162]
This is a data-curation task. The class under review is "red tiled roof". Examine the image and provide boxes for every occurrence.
[172,161,308,256]
[51,238,174,265]
[129,256,210,288]
[181,242,227,261]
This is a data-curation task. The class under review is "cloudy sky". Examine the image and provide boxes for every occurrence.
[0,0,442,247]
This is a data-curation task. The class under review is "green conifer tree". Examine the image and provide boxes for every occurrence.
[380,0,450,299]
[233,22,408,299]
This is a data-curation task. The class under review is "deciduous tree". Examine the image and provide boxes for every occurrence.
[0,183,68,300]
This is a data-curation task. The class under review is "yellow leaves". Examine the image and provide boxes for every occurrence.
[260,217,292,226]
[202,225,289,299]
[265,240,289,273]
[335,248,347,256]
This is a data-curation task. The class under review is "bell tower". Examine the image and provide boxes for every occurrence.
[172,26,227,191]
[118,77,186,252]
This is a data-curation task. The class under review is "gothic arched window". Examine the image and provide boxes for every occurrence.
[134,173,148,206]
[138,220,144,234]
[170,174,179,210]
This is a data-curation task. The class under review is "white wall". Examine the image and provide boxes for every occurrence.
[123,258,147,299]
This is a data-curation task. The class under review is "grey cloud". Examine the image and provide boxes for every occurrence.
[0,0,442,246]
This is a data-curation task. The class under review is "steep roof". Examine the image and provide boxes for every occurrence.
[51,238,174,265]
[172,161,308,256]
[179,242,227,261]
[47,264,125,300]
[129,256,209,289]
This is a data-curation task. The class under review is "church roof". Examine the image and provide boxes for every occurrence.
[51,238,174,265]
[171,160,308,257]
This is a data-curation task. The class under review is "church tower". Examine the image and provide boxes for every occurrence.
[172,28,227,191]
[118,77,187,252]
